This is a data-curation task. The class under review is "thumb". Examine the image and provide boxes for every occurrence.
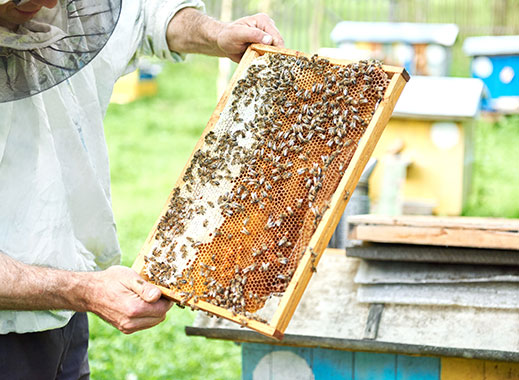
[131,276,162,303]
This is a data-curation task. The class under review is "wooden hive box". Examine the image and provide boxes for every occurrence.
[132,44,409,339]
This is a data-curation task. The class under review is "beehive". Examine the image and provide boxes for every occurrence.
[132,44,409,339]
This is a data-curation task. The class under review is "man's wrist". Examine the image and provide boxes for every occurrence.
[167,7,226,57]
[67,271,96,313]
[204,17,226,57]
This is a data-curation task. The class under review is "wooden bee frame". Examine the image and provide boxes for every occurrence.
[132,44,409,340]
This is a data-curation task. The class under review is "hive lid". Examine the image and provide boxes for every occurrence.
[331,21,459,47]
[392,76,485,120]
[463,35,519,56]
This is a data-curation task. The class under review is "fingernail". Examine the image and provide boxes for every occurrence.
[147,288,159,299]
[262,34,273,44]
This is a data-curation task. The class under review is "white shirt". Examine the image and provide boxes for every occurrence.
[0,0,204,334]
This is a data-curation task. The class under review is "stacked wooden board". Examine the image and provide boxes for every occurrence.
[348,214,519,250]
[347,214,519,308]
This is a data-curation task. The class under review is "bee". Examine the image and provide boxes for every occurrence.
[278,257,288,265]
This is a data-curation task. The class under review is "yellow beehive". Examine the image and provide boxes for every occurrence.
[110,70,158,104]
[369,76,484,216]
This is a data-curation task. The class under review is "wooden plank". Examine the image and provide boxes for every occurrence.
[396,355,440,380]
[349,225,519,250]
[312,348,353,380]
[348,214,519,232]
[270,67,408,334]
[354,352,397,380]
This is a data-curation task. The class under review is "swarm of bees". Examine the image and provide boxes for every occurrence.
[143,52,389,323]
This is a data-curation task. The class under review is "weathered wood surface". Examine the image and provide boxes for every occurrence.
[346,242,519,265]
[348,215,519,250]
[348,215,519,231]
[355,260,519,284]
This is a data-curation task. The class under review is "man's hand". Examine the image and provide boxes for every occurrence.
[216,13,284,62]
[167,8,284,63]
[85,266,172,334]
[0,253,172,334]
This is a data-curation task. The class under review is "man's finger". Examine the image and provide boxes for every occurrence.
[119,314,169,334]
[230,25,273,47]
[126,298,173,320]
[251,14,285,47]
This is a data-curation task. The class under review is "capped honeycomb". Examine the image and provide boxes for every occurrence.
[135,45,407,337]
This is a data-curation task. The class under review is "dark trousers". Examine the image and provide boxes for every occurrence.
[0,312,90,380]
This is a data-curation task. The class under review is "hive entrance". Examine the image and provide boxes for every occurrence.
[133,45,408,339]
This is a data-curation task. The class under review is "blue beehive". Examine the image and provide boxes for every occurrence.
[463,35,519,113]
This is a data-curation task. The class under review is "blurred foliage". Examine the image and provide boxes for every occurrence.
[463,114,519,218]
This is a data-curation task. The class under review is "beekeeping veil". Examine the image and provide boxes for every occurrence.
[0,0,121,102]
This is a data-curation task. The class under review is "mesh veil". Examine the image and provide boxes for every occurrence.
[0,0,121,102]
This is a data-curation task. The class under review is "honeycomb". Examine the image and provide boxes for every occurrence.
[142,52,389,323]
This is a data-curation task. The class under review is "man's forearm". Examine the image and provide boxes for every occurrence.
[0,252,91,312]
[0,252,172,334]
[166,7,224,57]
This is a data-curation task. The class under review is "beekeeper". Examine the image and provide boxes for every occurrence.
[0,0,283,377]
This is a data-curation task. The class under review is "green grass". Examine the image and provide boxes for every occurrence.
[88,55,241,380]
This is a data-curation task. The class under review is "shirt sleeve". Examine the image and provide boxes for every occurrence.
[138,0,206,63]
